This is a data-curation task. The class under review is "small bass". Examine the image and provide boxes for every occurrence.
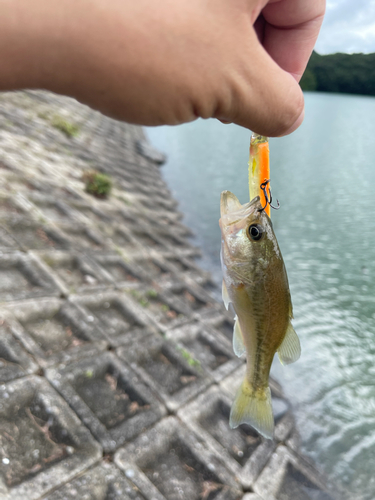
[219,191,301,439]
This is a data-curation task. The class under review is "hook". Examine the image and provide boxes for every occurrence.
[258,179,280,212]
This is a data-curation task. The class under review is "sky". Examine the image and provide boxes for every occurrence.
[315,0,375,54]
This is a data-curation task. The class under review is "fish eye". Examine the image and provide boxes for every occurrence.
[248,224,264,241]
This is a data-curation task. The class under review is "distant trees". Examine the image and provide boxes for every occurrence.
[300,51,375,96]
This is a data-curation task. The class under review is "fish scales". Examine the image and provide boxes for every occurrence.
[219,191,301,439]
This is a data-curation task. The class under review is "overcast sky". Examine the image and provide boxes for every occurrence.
[315,0,375,54]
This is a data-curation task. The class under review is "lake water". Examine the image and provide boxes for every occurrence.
[147,92,375,500]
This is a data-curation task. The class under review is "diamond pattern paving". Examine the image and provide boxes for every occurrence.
[0,90,339,500]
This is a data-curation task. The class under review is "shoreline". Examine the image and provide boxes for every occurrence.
[0,90,339,500]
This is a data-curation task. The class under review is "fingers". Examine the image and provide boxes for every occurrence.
[262,0,326,80]
[41,0,320,138]
[217,0,325,135]
[216,30,305,137]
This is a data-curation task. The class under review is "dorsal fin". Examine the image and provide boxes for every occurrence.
[277,322,301,365]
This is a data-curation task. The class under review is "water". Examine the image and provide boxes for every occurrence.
[146,92,375,500]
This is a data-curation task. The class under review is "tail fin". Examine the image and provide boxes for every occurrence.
[229,379,274,439]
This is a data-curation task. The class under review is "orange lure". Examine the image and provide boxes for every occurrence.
[248,134,270,216]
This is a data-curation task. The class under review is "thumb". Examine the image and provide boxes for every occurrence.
[217,39,305,137]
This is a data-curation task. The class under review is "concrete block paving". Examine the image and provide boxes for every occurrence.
[0,90,339,500]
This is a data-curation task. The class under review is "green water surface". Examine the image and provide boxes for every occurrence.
[147,92,375,500]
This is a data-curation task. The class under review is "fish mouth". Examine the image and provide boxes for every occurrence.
[220,191,261,216]
[220,191,242,217]
[220,191,262,226]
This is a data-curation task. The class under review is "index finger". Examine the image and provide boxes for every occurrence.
[260,0,326,80]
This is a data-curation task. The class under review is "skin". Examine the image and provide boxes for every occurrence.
[220,194,292,391]
[0,0,325,136]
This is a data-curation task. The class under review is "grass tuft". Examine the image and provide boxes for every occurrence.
[52,115,80,137]
[82,170,112,199]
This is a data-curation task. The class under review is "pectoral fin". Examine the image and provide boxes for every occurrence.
[222,280,230,310]
[233,315,246,357]
[277,322,301,365]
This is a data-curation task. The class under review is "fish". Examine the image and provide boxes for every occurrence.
[219,191,301,439]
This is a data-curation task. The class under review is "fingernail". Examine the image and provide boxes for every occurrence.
[279,108,305,137]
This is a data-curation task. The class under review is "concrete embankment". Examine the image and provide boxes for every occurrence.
[0,90,338,500]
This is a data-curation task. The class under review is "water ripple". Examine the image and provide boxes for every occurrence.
[147,93,375,500]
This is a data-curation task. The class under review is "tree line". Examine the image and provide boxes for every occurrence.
[300,51,375,96]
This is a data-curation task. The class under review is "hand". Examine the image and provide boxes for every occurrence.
[0,0,325,136]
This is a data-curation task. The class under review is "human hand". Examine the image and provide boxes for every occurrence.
[0,0,325,136]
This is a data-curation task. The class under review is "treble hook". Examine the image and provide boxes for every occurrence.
[258,179,280,212]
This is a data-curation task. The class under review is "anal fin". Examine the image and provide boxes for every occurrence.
[277,322,301,365]
[233,315,246,357]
